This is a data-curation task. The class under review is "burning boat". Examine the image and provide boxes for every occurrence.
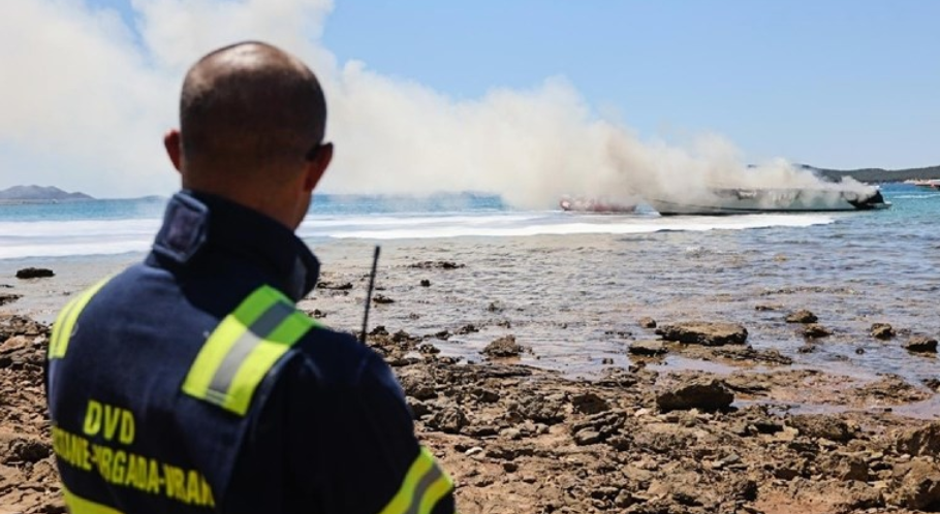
[647,186,890,216]
[906,179,940,190]
[559,197,637,213]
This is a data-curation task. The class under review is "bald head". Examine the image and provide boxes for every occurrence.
[178,41,327,182]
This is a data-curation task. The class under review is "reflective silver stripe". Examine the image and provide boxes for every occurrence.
[404,463,445,514]
[206,301,295,398]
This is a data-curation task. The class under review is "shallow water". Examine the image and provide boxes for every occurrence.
[2,185,938,396]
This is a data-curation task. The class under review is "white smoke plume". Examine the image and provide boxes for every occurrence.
[0,0,863,208]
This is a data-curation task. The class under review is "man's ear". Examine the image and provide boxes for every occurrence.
[303,142,333,192]
[163,130,183,172]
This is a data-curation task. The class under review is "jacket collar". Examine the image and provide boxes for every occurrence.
[151,190,320,302]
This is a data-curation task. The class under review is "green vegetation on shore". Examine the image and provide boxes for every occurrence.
[805,164,940,184]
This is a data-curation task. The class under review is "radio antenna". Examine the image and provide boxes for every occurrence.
[360,245,381,344]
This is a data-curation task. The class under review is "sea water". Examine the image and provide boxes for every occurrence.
[0,190,879,260]
[1,184,938,390]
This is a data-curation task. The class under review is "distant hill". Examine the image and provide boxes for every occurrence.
[0,185,94,202]
[801,164,940,183]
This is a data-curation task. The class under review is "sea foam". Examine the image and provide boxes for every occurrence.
[0,211,835,260]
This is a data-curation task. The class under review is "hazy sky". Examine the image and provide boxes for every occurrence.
[1,0,937,198]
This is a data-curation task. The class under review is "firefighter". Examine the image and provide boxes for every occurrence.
[45,41,454,514]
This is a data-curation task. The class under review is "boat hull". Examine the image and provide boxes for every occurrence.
[649,188,889,216]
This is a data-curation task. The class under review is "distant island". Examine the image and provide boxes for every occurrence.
[1,164,938,203]
[802,164,940,184]
[0,185,94,203]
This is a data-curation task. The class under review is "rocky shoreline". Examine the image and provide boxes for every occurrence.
[364,322,940,514]
[1,305,939,513]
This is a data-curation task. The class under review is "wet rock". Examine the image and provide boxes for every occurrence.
[785,309,818,323]
[637,317,657,329]
[571,392,610,415]
[456,324,479,335]
[724,375,772,396]
[755,304,782,311]
[628,340,667,357]
[801,323,831,339]
[871,323,895,340]
[417,343,440,355]
[597,368,639,388]
[924,378,940,392]
[426,406,468,434]
[373,294,395,304]
[655,321,748,346]
[656,379,734,412]
[481,335,527,358]
[419,279,431,287]
[0,293,21,306]
[857,374,930,404]
[895,421,940,457]
[788,415,855,442]
[409,260,464,270]
[389,330,416,344]
[887,458,940,510]
[604,329,632,339]
[15,267,54,279]
[711,345,793,365]
[317,280,353,291]
[905,336,938,354]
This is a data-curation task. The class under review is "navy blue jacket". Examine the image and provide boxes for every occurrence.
[46,191,454,514]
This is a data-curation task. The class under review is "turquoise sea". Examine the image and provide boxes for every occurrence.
[1,184,938,414]
[2,185,935,261]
